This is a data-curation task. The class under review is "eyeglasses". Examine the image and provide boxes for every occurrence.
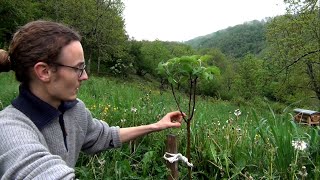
[52,62,86,78]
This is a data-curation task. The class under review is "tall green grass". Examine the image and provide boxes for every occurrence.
[1,72,320,179]
[0,72,19,108]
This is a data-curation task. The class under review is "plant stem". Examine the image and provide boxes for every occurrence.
[187,120,192,180]
[171,84,187,123]
[189,77,197,121]
[188,75,192,116]
[186,77,198,180]
[292,151,299,180]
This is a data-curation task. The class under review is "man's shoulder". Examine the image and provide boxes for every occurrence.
[0,105,39,129]
[0,105,24,117]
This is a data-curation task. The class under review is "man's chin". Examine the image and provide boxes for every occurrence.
[65,96,77,102]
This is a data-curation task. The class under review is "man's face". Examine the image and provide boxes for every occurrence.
[47,41,88,103]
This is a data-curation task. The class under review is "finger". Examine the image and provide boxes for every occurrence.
[168,111,185,117]
[170,121,182,128]
[171,116,183,123]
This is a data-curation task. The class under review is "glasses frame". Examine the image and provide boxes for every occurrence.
[52,62,86,78]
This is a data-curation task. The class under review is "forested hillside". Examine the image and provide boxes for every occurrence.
[185,20,268,58]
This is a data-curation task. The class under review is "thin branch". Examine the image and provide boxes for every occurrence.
[188,75,193,122]
[171,83,188,123]
[278,49,320,74]
[189,77,198,121]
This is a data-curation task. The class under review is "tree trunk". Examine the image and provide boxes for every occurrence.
[306,62,320,102]
[87,49,92,75]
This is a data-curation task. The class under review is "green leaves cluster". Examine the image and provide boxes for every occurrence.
[157,55,220,85]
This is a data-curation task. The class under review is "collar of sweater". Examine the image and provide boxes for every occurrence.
[11,84,78,130]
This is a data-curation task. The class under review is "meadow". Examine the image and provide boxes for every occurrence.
[1,72,320,179]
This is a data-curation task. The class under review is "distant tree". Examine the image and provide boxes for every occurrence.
[199,48,228,70]
[41,0,129,75]
[197,48,232,98]
[265,0,320,103]
[164,41,195,57]
[234,54,264,100]
[0,0,41,47]
[139,40,171,76]
[127,40,143,75]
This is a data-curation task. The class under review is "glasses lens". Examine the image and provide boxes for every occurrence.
[79,65,86,77]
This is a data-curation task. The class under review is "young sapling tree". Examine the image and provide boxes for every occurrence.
[158,55,220,179]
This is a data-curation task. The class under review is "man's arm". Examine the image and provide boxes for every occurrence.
[119,111,184,143]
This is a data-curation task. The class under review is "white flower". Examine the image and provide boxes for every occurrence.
[131,107,137,113]
[120,119,126,123]
[234,109,241,117]
[98,158,105,165]
[298,166,308,177]
[292,140,307,151]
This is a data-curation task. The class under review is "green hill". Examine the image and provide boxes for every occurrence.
[185,19,269,58]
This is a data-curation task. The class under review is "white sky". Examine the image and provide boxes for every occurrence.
[123,0,287,42]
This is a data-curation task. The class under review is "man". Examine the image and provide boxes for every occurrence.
[0,20,183,179]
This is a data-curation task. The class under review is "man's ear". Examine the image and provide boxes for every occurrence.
[33,62,52,82]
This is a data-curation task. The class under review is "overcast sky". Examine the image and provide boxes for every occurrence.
[123,0,287,42]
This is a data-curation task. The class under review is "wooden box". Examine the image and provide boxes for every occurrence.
[293,108,320,125]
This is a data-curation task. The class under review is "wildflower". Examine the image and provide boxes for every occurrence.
[234,109,241,117]
[103,106,109,113]
[292,140,307,151]
[131,107,137,113]
[98,158,106,166]
[298,166,308,177]
[254,134,259,139]
[225,135,229,140]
